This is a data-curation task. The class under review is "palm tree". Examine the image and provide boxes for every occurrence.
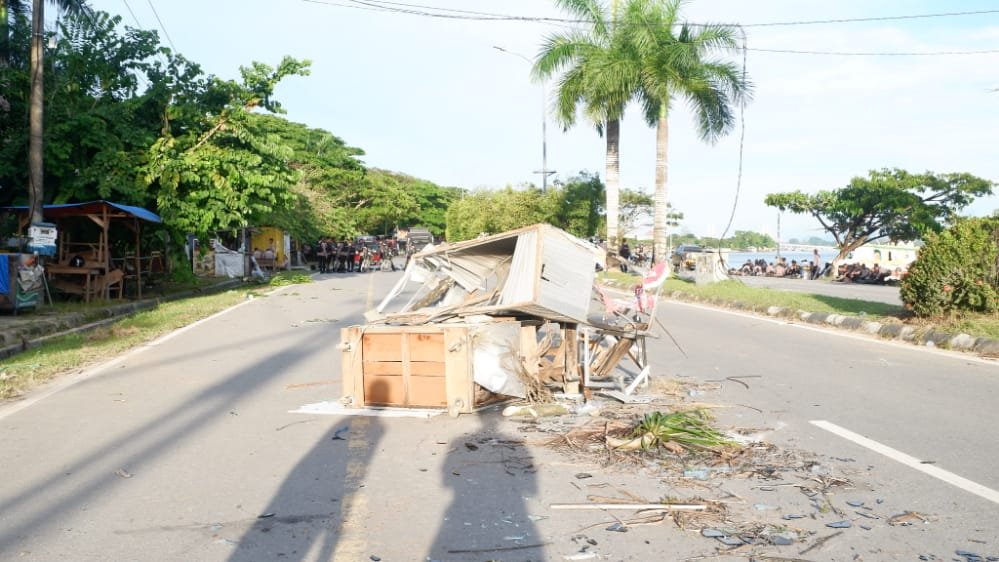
[626,0,751,263]
[533,0,640,251]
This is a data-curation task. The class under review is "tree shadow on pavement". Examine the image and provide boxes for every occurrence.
[427,411,545,561]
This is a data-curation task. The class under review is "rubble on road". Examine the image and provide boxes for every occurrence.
[338,224,669,416]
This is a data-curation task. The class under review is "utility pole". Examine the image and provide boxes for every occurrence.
[28,0,44,224]
[493,46,555,191]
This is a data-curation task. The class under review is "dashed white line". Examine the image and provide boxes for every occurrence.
[811,420,999,506]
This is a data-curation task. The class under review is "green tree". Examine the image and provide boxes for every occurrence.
[900,217,999,317]
[552,171,604,238]
[619,187,653,241]
[765,168,995,273]
[446,186,558,242]
[143,56,312,237]
[534,0,639,250]
[627,0,750,263]
[1,0,90,67]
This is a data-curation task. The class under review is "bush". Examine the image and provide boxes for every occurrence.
[900,217,999,317]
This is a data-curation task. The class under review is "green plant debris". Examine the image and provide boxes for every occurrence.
[632,410,738,452]
[269,271,314,286]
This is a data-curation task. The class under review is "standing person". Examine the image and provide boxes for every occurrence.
[618,241,631,272]
[316,238,329,273]
[812,249,823,279]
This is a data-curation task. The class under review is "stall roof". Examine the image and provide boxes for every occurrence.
[4,200,162,223]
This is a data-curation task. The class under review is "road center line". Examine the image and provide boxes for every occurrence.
[811,420,999,506]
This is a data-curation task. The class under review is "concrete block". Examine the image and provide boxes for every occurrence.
[948,333,977,350]
[861,321,882,334]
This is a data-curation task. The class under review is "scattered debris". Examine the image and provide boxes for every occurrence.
[889,511,933,526]
[799,531,843,555]
[550,502,706,511]
[258,513,275,519]
[446,542,552,554]
[331,426,349,441]
[114,468,133,479]
[826,520,852,529]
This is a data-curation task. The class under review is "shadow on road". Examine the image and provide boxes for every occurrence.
[428,411,544,561]
[228,415,384,561]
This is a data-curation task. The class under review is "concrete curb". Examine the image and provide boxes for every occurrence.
[666,289,999,357]
[0,278,247,360]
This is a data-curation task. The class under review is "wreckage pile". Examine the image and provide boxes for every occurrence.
[339,224,666,416]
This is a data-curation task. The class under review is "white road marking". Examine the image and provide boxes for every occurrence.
[665,300,999,368]
[811,420,999,506]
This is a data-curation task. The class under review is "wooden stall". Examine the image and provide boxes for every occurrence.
[8,201,163,302]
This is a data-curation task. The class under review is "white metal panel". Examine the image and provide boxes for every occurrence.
[536,229,595,323]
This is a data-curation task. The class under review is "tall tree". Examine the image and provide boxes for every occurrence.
[1,0,91,224]
[627,0,750,263]
[1,0,89,66]
[534,0,639,250]
[765,168,995,272]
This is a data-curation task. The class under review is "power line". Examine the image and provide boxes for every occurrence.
[748,47,999,56]
[740,9,999,28]
[145,0,177,53]
[120,0,144,28]
[304,0,999,28]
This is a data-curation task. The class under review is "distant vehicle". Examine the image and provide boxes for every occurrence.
[406,228,434,252]
[671,244,703,271]
[355,235,379,252]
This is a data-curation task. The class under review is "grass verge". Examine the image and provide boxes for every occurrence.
[0,285,272,400]
[602,272,999,345]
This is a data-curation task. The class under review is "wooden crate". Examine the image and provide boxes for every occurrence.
[341,324,481,415]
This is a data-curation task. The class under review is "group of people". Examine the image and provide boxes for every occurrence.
[616,241,651,272]
[311,239,398,274]
[835,262,906,285]
[733,257,809,278]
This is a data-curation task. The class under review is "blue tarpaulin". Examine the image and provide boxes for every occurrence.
[0,255,8,295]
[3,200,162,223]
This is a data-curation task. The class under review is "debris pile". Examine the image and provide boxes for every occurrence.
[339,224,666,415]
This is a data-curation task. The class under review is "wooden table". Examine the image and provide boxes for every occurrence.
[46,264,105,303]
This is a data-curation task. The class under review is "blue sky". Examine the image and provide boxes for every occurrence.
[78,0,999,240]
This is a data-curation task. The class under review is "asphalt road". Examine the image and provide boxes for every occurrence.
[0,271,995,561]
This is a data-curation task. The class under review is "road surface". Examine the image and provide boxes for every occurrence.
[0,271,995,561]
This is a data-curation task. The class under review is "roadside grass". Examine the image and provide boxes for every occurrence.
[652,276,999,343]
[661,279,904,317]
[923,314,999,341]
[0,286,266,400]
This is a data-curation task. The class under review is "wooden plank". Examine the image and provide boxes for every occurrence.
[364,374,405,406]
[363,361,445,377]
[342,327,366,406]
[401,332,411,405]
[594,338,634,377]
[410,361,446,377]
[362,361,404,376]
[563,325,580,394]
[362,333,403,362]
[408,332,444,362]
[444,328,473,416]
[407,375,448,407]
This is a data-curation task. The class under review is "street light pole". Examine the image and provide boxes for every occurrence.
[493,46,555,191]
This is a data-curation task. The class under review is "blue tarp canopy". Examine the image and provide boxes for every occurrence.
[4,200,162,223]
